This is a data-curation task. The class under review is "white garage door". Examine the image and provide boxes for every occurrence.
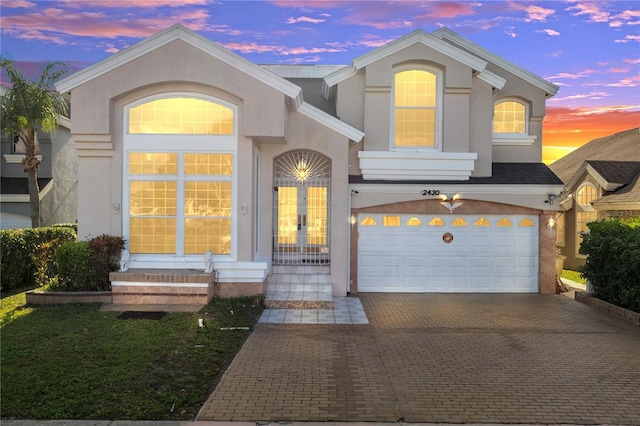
[358,214,538,293]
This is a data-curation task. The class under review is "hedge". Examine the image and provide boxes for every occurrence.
[580,217,640,313]
[0,226,77,293]
[51,235,125,292]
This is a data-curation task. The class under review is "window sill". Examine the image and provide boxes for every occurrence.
[492,134,536,146]
[4,154,42,164]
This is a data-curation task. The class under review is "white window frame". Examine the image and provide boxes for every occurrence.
[575,182,597,258]
[492,98,536,146]
[122,93,238,267]
[555,212,565,247]
[391,65,443,152]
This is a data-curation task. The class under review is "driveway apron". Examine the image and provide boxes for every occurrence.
[197,294,640,424]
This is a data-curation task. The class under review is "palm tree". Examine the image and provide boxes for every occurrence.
[1,58,68,227]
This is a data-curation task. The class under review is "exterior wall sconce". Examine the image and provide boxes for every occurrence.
[349,215,357,226]
[439,193,463,214]
[545,193,562,205]
[547,217,556,229]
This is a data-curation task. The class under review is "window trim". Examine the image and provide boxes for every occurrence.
[555,212,565,247]
[492,98,536,146]
[575,182,597,258]
[391,65,443,151]
[122,93,238,266]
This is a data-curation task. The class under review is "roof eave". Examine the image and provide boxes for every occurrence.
[324,29,489,91]
[432,28,559,97]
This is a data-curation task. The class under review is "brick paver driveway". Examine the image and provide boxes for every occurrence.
[197,294,640,424]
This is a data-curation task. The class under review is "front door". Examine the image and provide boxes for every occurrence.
[273,151,330,264]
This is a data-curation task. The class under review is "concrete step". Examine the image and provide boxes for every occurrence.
[265,267,333,309]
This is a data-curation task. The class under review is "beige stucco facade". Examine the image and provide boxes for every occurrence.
[58,24,563,300]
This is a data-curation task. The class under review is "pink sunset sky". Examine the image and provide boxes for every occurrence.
[1,0,638,163]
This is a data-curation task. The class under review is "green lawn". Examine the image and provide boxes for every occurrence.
[1,292,263,420]
[561,269,587,285]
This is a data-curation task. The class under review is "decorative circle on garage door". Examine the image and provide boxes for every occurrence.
[442,232,453,243]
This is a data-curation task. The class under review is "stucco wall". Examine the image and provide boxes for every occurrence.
[258,108,351,296]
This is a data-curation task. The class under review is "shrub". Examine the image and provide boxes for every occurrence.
[53,235,125,292]
[50,223,78,233]
[53,241,94,291]
[0,231,28,293]
[88,234,126,291]
[0,227,76,293]
[580,217,640,313]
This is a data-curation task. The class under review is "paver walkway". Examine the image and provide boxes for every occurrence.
[197,293,640,424]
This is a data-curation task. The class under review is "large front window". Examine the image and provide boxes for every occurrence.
[128,152,233,255]
[124,95,236,262]
[393,68,440,149]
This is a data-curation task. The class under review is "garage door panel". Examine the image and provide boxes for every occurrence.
[358,214,538,293]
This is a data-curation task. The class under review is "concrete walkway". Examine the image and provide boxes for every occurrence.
[197,293,640,424]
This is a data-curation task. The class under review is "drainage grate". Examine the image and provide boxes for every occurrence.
[117,311,167,320]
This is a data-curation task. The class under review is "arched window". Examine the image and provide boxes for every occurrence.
[492,99,536,146]
[493,100,526,134]
[124,94,237,264]
[576,182,597,256]
[392,67,442,149]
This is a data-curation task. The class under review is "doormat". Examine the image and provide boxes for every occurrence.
[117,311,167,320]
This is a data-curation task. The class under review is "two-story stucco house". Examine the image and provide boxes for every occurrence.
[56,24,562,305]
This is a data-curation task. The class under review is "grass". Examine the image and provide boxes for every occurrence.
[562,269,587,285]
[1,292,264,420]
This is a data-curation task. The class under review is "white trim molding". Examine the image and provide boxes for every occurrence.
[358,151,477,181]
[492,134,537,146]
[3,154,42,164]
[56,24,363,144]
[433,28,559,97]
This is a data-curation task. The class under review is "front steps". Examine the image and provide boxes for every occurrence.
[109,269,213,304]
[265,265,334,309]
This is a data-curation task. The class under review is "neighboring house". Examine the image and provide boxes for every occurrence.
[0,109,77,229]
[549,128,640,270]
[55,24,563,304]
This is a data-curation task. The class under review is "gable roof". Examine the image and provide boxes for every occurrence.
[55,24,363,142]
[433,28,559,97]
[592,173,640,209]
[323,29,506,98]
[549,128,640,184]
[587,161,640,190]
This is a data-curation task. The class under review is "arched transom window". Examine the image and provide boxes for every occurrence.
[129,97,234,135]
[393,68,441,149]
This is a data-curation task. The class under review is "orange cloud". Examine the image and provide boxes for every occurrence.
[542,106,640,163]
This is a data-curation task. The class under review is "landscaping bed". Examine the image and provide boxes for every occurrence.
[575,291,640,326]
[26,290,112,305]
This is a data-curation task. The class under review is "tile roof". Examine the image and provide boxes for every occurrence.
[350,163,562,185]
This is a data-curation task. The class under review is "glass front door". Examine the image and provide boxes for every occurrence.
[273,151,330,264]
